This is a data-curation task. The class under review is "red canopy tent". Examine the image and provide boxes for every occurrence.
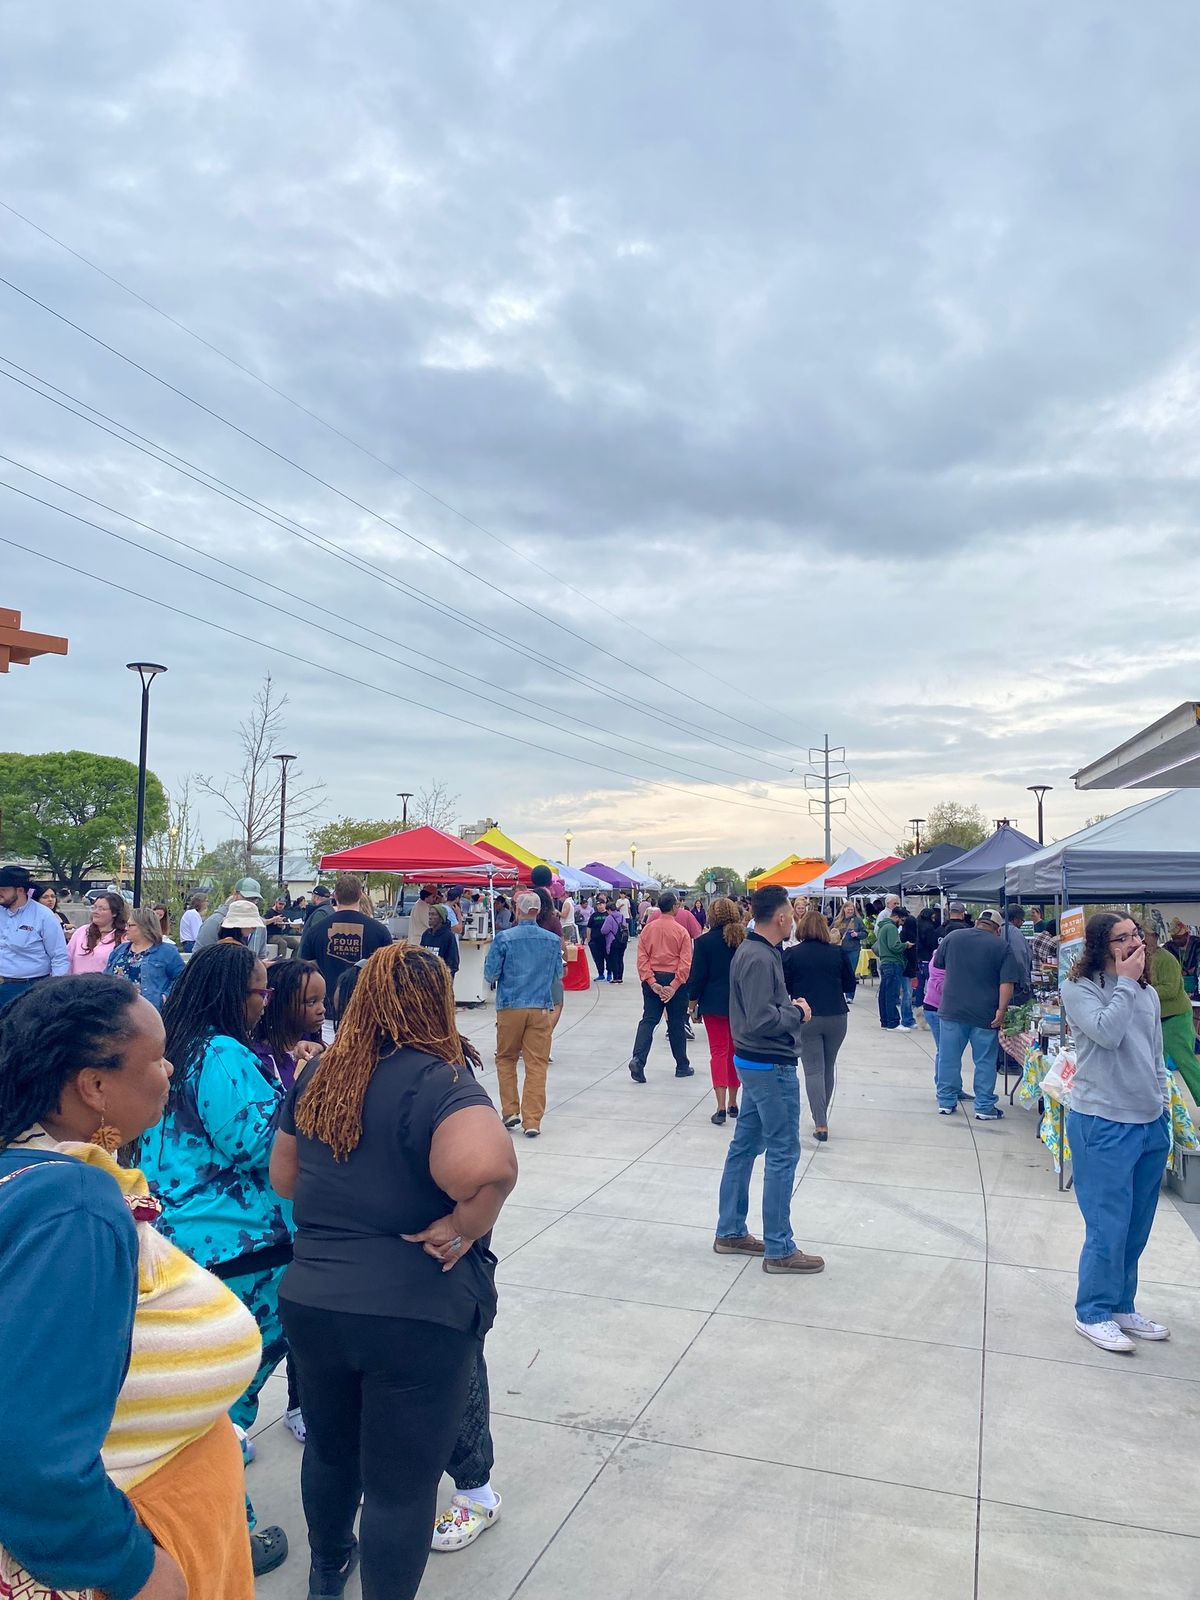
[825,855,903,889]
[318,825,521,886]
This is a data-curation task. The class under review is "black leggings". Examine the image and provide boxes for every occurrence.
[589,936,607,979]
[281,1300,477,1600]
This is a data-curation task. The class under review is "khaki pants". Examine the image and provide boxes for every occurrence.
[495,1007,554,1130]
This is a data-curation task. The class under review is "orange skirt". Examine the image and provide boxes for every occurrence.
[125,1418,253,1600]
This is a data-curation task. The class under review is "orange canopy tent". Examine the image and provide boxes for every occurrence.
[748,856,828,891]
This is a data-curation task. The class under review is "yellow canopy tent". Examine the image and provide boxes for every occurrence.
[475,825,551,871]
[747,856,828,890]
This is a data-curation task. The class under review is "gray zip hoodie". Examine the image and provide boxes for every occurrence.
[1061,974,1169,1124]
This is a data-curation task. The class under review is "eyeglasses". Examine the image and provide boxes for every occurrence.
[1109,932,1143,947]
[249,986,275,1000]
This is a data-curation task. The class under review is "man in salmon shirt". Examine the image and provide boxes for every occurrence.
[628,891,694,1083]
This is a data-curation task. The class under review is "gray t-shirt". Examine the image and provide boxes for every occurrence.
[935,927,1023,1028]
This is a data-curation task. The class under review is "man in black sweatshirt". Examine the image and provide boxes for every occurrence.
[713,885,823,1275]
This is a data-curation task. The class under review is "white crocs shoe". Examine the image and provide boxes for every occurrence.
[1075,1318,1135,1353]
[285,1406,306,1442]
[431,1492,502,1552]
[1114,1311,1170,1341]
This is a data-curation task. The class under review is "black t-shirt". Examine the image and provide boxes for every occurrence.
[299,908,392,1010]
[934,928,1023,1028]
[587,910,608,940]
[279,1048,498,1332]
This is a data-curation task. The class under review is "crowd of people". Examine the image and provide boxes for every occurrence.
[2,854,1196,1596]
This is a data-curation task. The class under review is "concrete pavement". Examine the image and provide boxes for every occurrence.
[253,976,1200,1599]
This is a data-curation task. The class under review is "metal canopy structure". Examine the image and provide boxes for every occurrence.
[1072,702,1200,791]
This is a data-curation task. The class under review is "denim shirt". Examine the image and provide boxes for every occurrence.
[483,922,562,1009]
[0,896,70,979]
[105,940,185,1011]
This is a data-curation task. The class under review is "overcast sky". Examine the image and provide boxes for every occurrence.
[3,1,1197,880]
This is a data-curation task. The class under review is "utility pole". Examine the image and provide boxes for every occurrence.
[909,817,925,853]
[805,734,848,861]
[995,817,1015,830]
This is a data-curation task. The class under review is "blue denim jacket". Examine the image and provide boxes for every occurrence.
[105,940,185,1011]
[483,922,562,1010]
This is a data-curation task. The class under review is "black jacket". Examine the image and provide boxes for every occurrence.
[421,922,460,976]
[782,939,857,1016]
[916,914,942,962]
[899,913,919,979]
[688,926,738,1017]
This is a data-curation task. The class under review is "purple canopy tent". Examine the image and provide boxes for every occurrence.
[582,861,637,892]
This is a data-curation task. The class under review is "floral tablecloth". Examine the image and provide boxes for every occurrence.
[1014,1042,1199,1172]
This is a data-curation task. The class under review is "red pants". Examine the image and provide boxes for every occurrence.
[703,1013,739,1090]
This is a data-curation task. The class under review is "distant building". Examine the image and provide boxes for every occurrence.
[459,817,499,843]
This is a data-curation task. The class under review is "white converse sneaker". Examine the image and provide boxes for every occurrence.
[1075,1318,1135,1353]
[1113,1311,1170,1341]
[431,1492,502,1552]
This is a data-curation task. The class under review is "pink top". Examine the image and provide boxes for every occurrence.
[66,924,121,975]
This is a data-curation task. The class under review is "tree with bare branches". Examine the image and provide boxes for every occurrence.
[411,782,460,833]
[196,675,324,878]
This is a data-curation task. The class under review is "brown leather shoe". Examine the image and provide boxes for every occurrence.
[763,1249,825,1274]
[713,1233,765,1255]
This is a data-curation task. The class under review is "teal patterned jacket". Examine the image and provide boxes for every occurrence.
[139,1031,291,1271]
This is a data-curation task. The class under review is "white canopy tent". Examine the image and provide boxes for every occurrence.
[614,860,661,890]
[546,861,611,892]
[787,847,866,898]
[1004,789,1200,902]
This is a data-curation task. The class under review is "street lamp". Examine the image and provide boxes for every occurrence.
[1027,785,1053,846]
[396,791,413,827]
[630,842,638,873]
[126,663,167,907]
[909,818,925,854]
[118,842,127,889]
[564,829,574,866]
[274,754,297,898]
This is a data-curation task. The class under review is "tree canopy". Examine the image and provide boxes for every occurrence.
[0,750,167,894]
[897,801,989,856]
[692,864,747,895]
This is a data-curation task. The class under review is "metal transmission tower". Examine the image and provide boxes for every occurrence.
[806,735,849,861]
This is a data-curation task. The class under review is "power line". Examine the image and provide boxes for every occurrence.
[0,196,820,756]
[0,464,813,815]
[845,768,907,835]
[0,355,801,783]
[0,269,807,759]
[1,517,813,823]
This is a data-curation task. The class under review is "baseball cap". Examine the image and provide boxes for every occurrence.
[222,898,267,929]
[976,909,1003,929]
[0,865,32,889]
[235,877,263,900]
[312,884,332,899]
[948,900,967,914]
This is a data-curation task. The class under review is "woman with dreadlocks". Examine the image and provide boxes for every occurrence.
[140,943,291,1579]
[269,942,518,1600]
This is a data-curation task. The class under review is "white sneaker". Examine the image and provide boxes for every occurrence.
[1114,1311,1170,1341]
[1075,1318,1135,1353]
[899,1023,918,1031]
[285,1407,306,1442]
[431,1492,502,1552]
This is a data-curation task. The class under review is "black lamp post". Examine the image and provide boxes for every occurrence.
[396,791,413,827]
[126,663,167,907]
[909,817,925,853]
[1027,785,1052,845]
[274,754,297,898]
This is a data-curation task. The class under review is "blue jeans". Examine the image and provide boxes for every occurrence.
[1067,1110,1171,1323]
[935,1020,999,1112]
[926,1009,942,1084]
[716,1063,801,1259]
[899,974,915,1027]
[877,962,903,1028]
[915,960,930,1009]
[0,978,44,1013]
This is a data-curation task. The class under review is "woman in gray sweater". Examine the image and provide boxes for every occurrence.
[1061,913,1171,1354]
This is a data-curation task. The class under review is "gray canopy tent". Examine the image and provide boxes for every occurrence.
[914,825,1040,896]
[1005,789,1200,902]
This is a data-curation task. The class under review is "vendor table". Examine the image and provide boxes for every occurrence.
[1012,1039,1199,1190]
[454,939,491,1006]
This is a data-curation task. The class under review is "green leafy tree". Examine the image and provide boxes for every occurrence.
[693,864,747,896]
[746,865,767,881]
[0,750,167,895]
[897,801,989,856]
